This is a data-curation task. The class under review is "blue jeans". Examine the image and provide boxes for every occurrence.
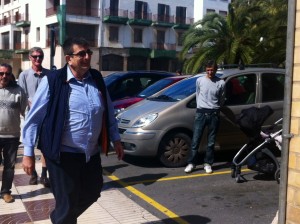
[46,152,103,224]
[188,111,220,165]
[0,138,19,195]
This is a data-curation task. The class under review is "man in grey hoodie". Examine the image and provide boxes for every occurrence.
[0,63,27,203]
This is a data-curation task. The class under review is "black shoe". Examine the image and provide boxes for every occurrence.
[40,176,51,188]
[29,173,38,185]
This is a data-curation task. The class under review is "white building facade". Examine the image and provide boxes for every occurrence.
[0,0,229,76]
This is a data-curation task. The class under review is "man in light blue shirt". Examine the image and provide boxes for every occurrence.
[22,37,124,224]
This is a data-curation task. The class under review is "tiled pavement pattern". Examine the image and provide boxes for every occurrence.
[0,148,162,224]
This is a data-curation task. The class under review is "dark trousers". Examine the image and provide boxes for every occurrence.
[46,152,103,224]
[188,111,220,165]
[0,138,19,195]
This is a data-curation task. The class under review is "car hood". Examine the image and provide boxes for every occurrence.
[117,99,177,124]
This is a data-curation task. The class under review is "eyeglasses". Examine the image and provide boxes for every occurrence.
[31,55,44,60]
[70,49,93,58]
[0,72,12,76]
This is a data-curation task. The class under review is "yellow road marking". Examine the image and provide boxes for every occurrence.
[103,169,189,224]
[124,168,251,185]
[103,168,250,224]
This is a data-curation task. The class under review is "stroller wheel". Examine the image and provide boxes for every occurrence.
[235,174,242,183]
[275,169,280,184]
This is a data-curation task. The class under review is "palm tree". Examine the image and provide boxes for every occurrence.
[179,0,286,74]
[253,0,287,66]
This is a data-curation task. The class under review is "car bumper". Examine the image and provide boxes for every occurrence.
[119,128,163,156]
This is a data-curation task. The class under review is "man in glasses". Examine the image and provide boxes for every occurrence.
[184,60,225,174]
[0,63,27,203]
[22,37,124,224]
[18,47,50,188]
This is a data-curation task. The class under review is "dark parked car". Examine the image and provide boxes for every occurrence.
[104,71,175,101]
[113,75,190,115]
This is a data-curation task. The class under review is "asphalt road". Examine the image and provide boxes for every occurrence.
[101,152,279,224]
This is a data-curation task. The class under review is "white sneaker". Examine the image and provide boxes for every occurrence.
[204,163,213,174]
[184,164,195,173]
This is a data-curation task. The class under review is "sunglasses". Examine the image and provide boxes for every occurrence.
[70,49,93,58]
[0,72,12,76]
[31,55,44,59]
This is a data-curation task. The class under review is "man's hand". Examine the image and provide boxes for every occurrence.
[113,140,124,160]
[22,156,36,175]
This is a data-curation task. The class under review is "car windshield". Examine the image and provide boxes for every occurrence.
[103,73,123,85]
[148,76,198,102]
[138,79,175,98]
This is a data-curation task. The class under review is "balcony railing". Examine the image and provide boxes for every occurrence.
[46,6,100,17]
[66,6,100,17]
[1,17,9,26]
[129,11,152,20]
[152,14,174,23]
[150,42,176,50]
[175,16,194,25]
[46,7,57,17]
[46,38,98,47]
[104,8,128,17]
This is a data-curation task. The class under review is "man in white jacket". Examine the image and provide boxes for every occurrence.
[0,63,27,203]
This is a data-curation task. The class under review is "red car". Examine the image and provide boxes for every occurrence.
[113,75,190,115]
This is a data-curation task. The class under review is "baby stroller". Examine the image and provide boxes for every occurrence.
[231,105,282,183]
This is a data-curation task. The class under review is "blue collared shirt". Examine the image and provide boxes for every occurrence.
[22,66,120,162]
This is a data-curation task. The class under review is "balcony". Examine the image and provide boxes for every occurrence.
[15,14,30,27]
[103,8,128,24]
[46,6,100,17]
[127,11,152,26]
[0,16,12,26]
[173,17,194,29]
[14,42,29,54]
[66,6,100,17]
[46,7,58,17]
[152,14,174,27]
[149,42,176,58]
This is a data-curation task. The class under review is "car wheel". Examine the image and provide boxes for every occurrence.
[158,133,191,168]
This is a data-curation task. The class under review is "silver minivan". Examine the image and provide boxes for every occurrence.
[117,67,285,167]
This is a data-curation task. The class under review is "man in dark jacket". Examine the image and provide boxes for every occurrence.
[22,37,124,224]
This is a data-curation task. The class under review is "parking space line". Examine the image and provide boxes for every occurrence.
[124,168,251,185]
[103,169,190,224]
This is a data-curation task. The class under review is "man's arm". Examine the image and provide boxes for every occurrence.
[22,76,49,175]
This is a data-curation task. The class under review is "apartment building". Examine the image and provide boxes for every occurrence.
[0,0,229,76]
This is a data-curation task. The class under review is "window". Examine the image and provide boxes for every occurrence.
[225,74,257,106]
[36,27,40,42]
[176,7,186,24]
[158,3,170,22]
[110,0,119,16]
[135,1,148,19]
[261,73,284,102]
[2,32,10,49]
[206,9,215,13]
[177,32,184,46]
[219,10,227,17]
[157,30,165,49]
[109,26,119,42]
[134,28,143,43]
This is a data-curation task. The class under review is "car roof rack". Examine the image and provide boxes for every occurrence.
[218,63,280,70]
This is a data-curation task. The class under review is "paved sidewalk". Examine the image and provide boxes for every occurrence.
[0,148,162,224]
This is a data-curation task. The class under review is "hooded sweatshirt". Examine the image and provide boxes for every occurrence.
[0,81,27,138]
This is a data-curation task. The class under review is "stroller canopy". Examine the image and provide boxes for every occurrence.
[237,105,274,138]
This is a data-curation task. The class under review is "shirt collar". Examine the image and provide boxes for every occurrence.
[66,65,91,82]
